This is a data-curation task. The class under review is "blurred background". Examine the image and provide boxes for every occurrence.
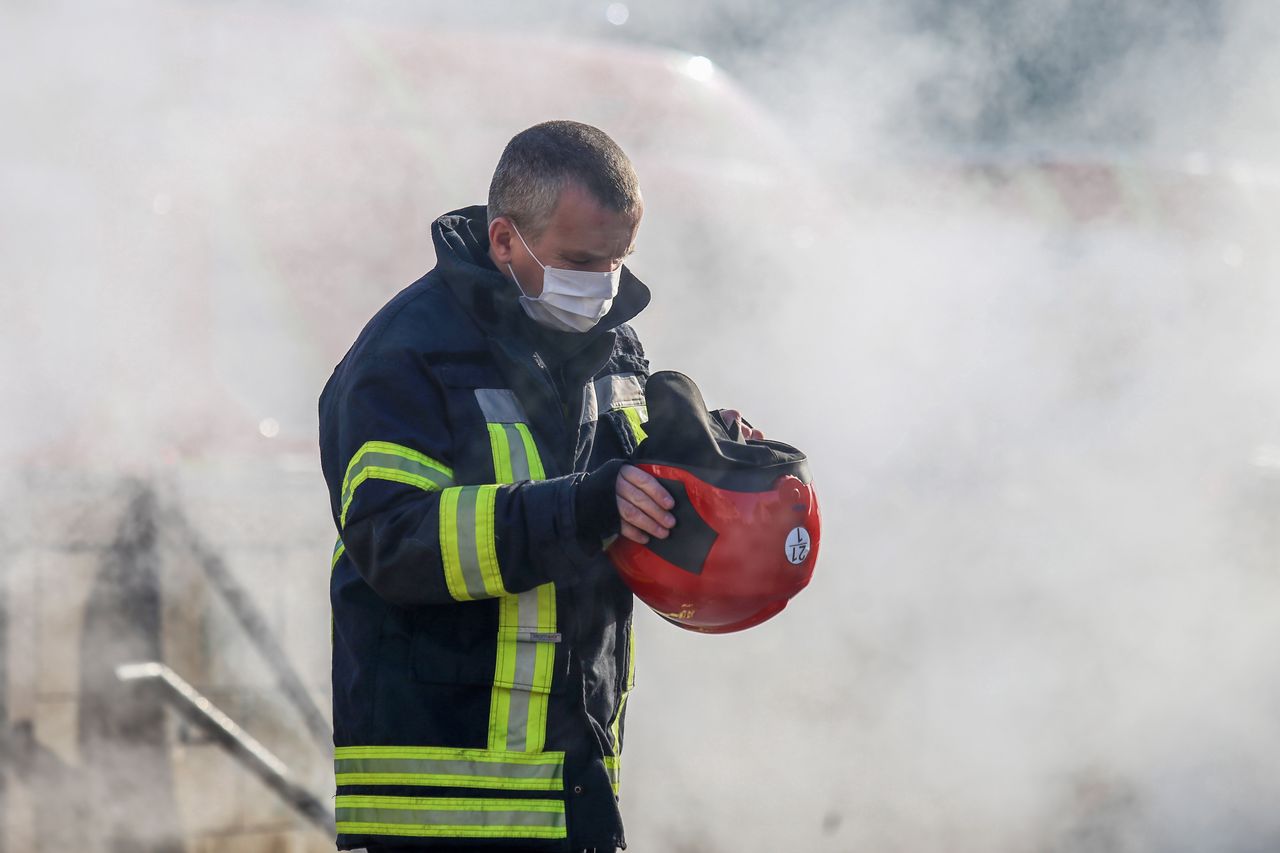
[3,0,1280,850]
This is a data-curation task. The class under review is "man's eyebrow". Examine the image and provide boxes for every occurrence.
[562,246,635,260]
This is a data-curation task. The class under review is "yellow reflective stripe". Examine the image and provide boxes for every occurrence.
[473,486,503,595]
[621,406,648,444]
[625,619,636,691]
[527,583,556,753]
[341,441,454,496]
[331,536,345,644]
[479,403,556,754]
[609,624,635,754]
[604,755,621,796]
[336,745,565,762]
[487,423,514,484]
[438,488,471,601]
[337,823,564,840]
[439,485,505,601]
[340,441,454,528]
[487,421,544,484]
[334,745,564,792]
[487,585,557,753]
[335,795,566,840]
[335,771,557,791]
[488,596,519,752]
[512,422,546,479]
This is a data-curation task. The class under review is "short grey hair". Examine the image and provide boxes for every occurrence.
[487,120,642,240]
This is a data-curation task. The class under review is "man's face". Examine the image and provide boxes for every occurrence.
[490,182,642,297]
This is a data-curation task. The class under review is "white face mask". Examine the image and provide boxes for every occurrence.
[507,222,622,333]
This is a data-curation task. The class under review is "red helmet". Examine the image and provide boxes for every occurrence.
[608,372,820,634]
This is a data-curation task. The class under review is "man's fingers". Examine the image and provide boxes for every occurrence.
[616,464,675,539]
[619,464,674,509]
[720,408,765,441]
[617,477,675,527]
[617,495,672,538]
[620,520,650,544]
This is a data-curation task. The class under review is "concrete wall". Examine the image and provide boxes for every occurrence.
[2,464,335,853]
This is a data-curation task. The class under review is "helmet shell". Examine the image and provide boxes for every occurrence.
[608,462,820,633]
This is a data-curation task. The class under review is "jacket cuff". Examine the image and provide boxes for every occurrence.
[573,458,625,542]
[541,473,611,584]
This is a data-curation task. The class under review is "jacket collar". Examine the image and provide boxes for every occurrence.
[431,204,651,350]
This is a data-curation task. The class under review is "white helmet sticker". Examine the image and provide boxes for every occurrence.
[785,527,811,565]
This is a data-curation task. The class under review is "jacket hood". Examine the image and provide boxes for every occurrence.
[431,204,651,344]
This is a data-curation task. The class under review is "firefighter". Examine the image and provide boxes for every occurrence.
[319,121,753,852]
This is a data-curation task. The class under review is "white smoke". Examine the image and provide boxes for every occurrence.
[4,1,1280,851]
[620,2,1280,851]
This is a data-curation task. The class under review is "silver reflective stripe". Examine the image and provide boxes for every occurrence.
[580,382,599,425]
[335,756,561,785]
[335,795,567,837]
[453,488,489,600]
[498,423,532,481]
[505,589,541,752]
[338,805,564,828]
[340,449,454,510]
[489,584,556,753]
[334,746,565,792]
[472,389,554,754]
[475,388,527,424]
[593,372,646,412]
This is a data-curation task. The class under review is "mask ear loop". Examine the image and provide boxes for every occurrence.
[507,263,531,297]
[506,219,545,297]
[509,221,546,269]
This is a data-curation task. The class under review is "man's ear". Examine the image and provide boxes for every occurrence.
[489,217,515,265]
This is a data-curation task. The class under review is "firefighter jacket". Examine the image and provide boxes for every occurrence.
[319,205,650,852]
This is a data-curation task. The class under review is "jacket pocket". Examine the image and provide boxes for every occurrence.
[409,596,567,695]
[492,626,566,694]
[409,603,499,686]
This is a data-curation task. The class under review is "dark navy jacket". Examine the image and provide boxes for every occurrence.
[318,206,650,851]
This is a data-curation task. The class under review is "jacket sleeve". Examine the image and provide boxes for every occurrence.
[326,352,604,608]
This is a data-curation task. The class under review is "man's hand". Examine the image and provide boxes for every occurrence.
[718,408,766,441]
[617,464,676,544]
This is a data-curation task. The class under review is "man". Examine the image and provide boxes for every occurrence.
[320,121,760,853]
